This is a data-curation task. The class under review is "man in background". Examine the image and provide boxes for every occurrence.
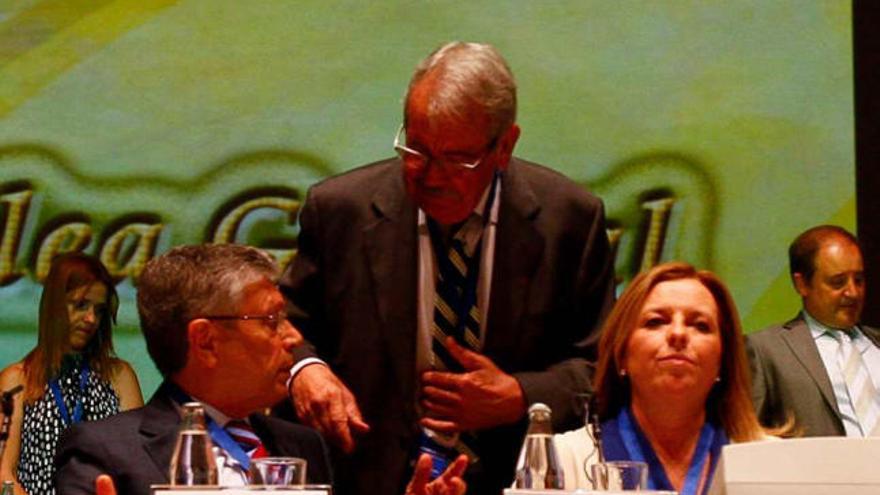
[749,225,880,436]
[282,41,615,494]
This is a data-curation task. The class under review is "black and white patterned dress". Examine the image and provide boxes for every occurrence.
[17,357,120,495]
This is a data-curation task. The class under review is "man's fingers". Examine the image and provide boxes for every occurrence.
[421,371,461,391]
[290,365,365,452]
[443,454,469,480]
[334,421,356,453]
[407,453,433,494]
[421,398,457,419]
[421,385,460,407]
[95,474,117,495]
[343,387,371,433]
[425,455,468,495]
[437,455,469,495]
[327,390,356,452]
[447,478,466,495]
[445,337,491,371]
[295,404,314,425]
[350,416,371,433]
[420,416,460,433]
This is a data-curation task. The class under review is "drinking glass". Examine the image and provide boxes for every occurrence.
[590,460,648,491]
[247,457,307,487]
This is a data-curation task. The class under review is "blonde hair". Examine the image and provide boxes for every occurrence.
[594,261,766,442]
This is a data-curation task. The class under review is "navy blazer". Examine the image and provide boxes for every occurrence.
[55,382,332,495]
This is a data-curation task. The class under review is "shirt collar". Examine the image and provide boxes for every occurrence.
[170,391,237,428]
[417,176,502,255]
[804,310,859,342]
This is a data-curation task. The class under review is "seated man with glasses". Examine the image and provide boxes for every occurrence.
[281,41,615,495]
[54,244,466,495]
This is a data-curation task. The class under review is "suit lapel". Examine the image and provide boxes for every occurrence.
[139,384,183,483]
[861,325,880,349]
[250,414,282,456]
[485,161,544,359]
[362,160,545,380]
[363,167,418,400]
[780,316,840,416]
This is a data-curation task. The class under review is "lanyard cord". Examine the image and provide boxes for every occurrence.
[49,361,89,427]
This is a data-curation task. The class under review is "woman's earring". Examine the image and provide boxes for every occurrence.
[619,368,627,377]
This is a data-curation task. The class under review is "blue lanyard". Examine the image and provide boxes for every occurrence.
[616,407,718,495]
[206,418,253,470]
[49,361,89,427]
[165,382,254,470]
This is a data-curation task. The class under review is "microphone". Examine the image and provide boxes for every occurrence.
[577,392,604,462]
[588,396,605,463]
[1,384,23,416]
[1,384,24,459]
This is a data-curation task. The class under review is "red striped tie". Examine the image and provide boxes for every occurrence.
[226,419,268,459]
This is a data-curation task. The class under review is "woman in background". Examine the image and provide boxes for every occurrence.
[0,253,142,495]
[554,262,776,495]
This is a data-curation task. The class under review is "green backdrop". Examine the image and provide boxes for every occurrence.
[0,1,855,396]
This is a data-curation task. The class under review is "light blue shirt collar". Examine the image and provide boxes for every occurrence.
[803,310,858,342]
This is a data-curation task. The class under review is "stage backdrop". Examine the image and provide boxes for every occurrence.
[0,1,854,395]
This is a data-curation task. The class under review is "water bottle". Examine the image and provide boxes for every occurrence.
[169,402,218,485]
[1,481,14,495]
[514,402,564,489]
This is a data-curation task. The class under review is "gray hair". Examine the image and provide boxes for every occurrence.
[136,244,278,376]
[406,41,517,138]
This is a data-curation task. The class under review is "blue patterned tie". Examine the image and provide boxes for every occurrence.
[431,236,481,372]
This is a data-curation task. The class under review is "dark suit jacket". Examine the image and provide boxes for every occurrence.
[279,157,615,495]
[55,382,332,495]
[747,313,880,436]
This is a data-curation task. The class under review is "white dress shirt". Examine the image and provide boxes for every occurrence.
[173,397,250,486]
[805,311,880,437]
[415,181,501,373]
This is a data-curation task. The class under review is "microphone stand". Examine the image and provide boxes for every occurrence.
[589,409,605,463]
[578,392,605,462]
[0,385,23,460]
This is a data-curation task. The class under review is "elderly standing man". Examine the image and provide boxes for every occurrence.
[281,41,615,494]
[55,244,466,495]
[749,225,880,437]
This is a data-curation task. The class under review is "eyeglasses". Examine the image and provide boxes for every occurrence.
[393,124,495,171]
[198,312,288,333]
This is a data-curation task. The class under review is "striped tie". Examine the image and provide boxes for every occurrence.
[226,420,267,458]
[431,236,481,372]
[838,331,880,436]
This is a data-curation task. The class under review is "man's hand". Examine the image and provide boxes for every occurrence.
[420,337,526,433]
[95,474,116,495]
[290,364,370,453]
[405,454,468,495]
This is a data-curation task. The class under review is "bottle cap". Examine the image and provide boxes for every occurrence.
[528,402,551,415]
